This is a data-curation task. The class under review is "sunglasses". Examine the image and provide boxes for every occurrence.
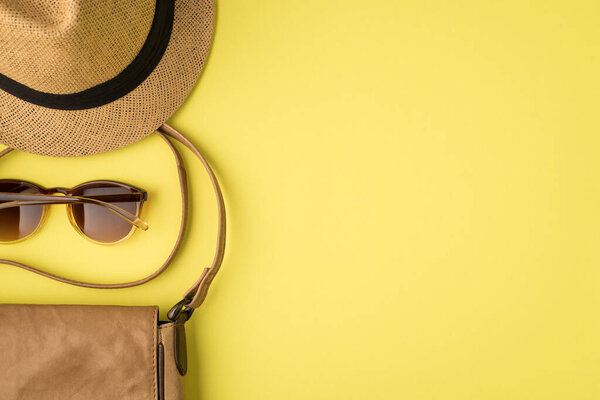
[0,180,148,245]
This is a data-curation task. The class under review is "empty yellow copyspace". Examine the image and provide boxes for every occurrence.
[1,1,600,399]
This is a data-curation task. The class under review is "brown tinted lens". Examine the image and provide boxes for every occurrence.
[0,182,44,242]
[71,183,142,244]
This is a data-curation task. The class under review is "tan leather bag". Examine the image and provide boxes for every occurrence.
[0,125,226,400]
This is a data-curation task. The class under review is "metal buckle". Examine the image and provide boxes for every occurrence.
[167,298,194,323]
[167,298,194,376]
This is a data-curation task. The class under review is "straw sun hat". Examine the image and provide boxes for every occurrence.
[0,0,214,157]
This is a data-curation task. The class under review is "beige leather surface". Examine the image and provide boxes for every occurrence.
[160,323,184,400]
[0,305,159,400]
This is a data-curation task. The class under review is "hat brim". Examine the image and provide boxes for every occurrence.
[0,0,214,157]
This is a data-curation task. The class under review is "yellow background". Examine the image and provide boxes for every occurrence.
[2,1,600,398]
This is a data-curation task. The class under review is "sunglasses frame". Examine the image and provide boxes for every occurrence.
[0,179,147,245]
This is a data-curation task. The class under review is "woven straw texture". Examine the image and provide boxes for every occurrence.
[0,0,214,157]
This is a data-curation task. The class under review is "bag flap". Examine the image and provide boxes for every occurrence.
[0,304,158,400]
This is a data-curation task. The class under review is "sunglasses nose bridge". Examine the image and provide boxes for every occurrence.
[46,187,70,195]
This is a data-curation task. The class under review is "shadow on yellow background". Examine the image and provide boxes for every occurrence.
[2,1,600,399]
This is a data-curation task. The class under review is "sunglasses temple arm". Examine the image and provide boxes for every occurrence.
[0,149,146,229]
[0,197,148,230]
[70,195,149,230]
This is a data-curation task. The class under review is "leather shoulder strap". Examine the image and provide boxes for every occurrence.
[0,124,226,311]
[158,124,226,310]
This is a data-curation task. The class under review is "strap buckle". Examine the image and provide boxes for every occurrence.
[167,298,194,323]
[167,298,193,376]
